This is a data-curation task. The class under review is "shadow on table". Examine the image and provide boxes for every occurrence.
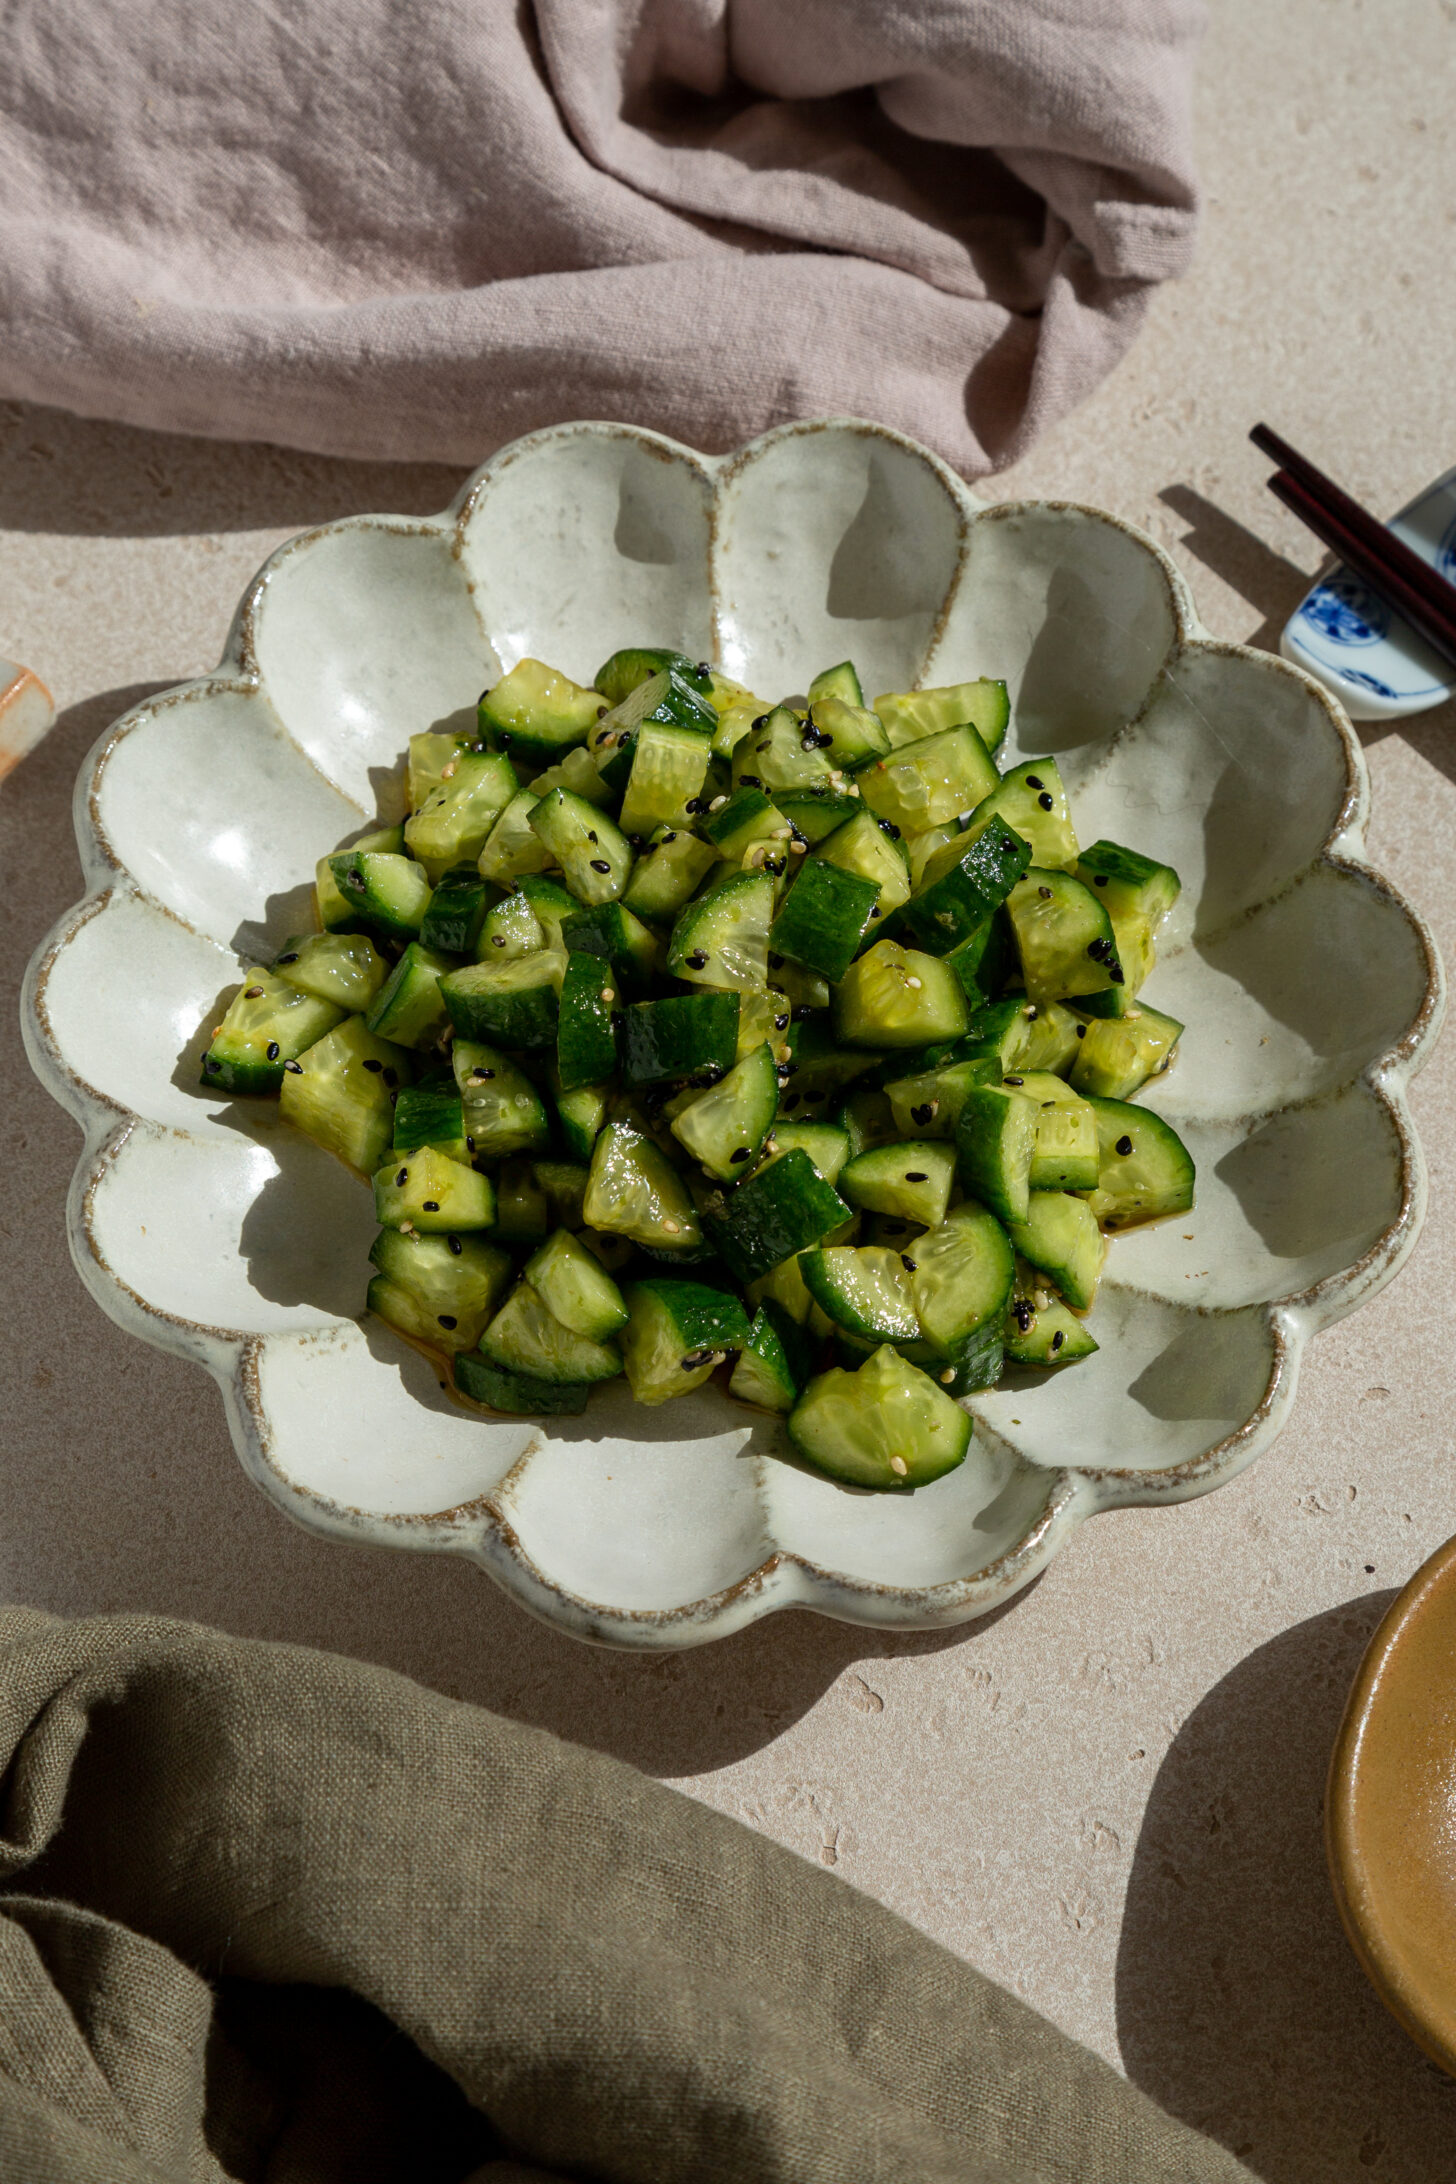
[1116,1595,1456,2184]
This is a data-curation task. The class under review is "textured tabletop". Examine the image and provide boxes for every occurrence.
[2,6,1453,2179]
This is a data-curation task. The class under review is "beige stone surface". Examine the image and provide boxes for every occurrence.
[1,3,1453,2177]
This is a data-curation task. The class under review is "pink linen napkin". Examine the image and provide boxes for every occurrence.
[0,0,1202,474]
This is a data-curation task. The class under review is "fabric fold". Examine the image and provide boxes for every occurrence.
[0,0,1202,472]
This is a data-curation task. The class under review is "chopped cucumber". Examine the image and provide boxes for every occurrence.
[453,1041,551,1159]
[732,703,838,795]
[955,1083,1038,1226]
[490,1158,550,1245]
[834,941,969,1049]
[618,720,712,837]
[479,1280,623,1383]
[553,1076,610,1163]
[365,943,453,1050]
[620,1278,750,1404]
[872,679,1009,754]
[440,950,566,1050]
[622,823,719,922]
[964,997,1081,1077]
[1076,839,1181,931]
[1004,1189,1105,1312]
[943,915,1014,1008]
[203,969,343,1095]
[558,900,658,996]
[788,1345,971,1490]
[453,1354,591,1415]
[667,870,774,992]
[557,952,620,1091]
[315,823,405,931]
[701,785,787,864]
[373,1145,495,1234]
[858,726,999,836]
[905,1201,1015,1360]
[801,1245,918,1342]
[588,669,715,792]
[621,993,740,1087]
[369,1227,512,1338]
[475,889,547,963]
[760,1119,850,1185]
[524,1228,629,1342]
[1080,1096,1196,1230]
[272,932,388,1013]
[702,1147,850,1282]
[1006,870,1124,1006]
[728,1300,816,1413]
[1008,1070,1101,1192]
[807,660,864,708]
[327,850,433,941]
[835,1089,903,1161]
[476,788,551,885]
[736,987,792,1060]
[770,857,879,983]
[527,787,634,905]
[968,760,1078,872]
[1005,1257,1099,1366]
[883,1056,1000,1140]
[813,808,912,913]
[279,1015,413,1175]
[594,648,712,708]
[837,1141,956,1229]
[806,695,889,772]
[1069,1005,1183,1100]
[408,729,473,810]
[534,1159,589,1231]
[514,875,578,951]
[776,787,863,846]
[583,1121,703,1251]
[530,744,617,808]
[368,1275,493,1356]
[404,750,517,881]
[899,814,1031,954]
[669,1041,779,1182]
[420,866,491,956]
[391,1077,469,1162]
[479,657,606,765]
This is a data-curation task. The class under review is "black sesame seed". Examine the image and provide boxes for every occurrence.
[911,1103,933,1125]
[1093,873,1109,886]
[661,830,678,844]
[1025,775,1043,790]
[1004,1075,1024,1086]
[471,1069,495,1082]
[587,830,598,844]
[265,1041,280,1060]
[904,1170,927,1182]
[1051,1329,1064,1352]
[283,1059,303,1074]
[1115,1134,1134,1156]
[396,1168,409,1186]
[901,1254,918,1273]
[491,934,508,947]
[1038,885,1053,900]
[869,905,882,918]
[467,1135,477,1151]
[276,952,299,964]
[1075,1024,1086,1039]
[1110,966,1125,984]
[752,715,770,730]
[245,985,265,999]
[1037,792,1055,811]
[1026,1006,1038,1019]
[878,818,902,838]
[730,1146,751,1163]
[422,1200,440,1212]
[696,662,712,678]
[1086,938,1109,960]
[447,1234,463,1255]
[438,1314,457,1330]
[1013,1299,1034,1332]
[363,1057,383,1073]
[589,858,611,874]
[739,774,762,789]
[774,1013,790,1031]
[686,948,708,969]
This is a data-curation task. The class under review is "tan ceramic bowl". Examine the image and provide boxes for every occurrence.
[1328,1535,1456,2072]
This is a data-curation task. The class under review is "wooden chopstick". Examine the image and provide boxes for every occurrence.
[1251,423,1456,673]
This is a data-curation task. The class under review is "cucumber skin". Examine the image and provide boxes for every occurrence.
[703,1148,852,1283]
[620,993,740,1087]
[440,960,563,1051]
[900,817,1032,955]
[557,952,620,1092]
[453,1354,591,1415]
[729,1300,816,1412]
[771,858,880,983]
[420,866,490,955]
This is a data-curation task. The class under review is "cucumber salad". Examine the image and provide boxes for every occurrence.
[199,648,1194,1491]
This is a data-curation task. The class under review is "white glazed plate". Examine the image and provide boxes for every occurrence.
[23,420,1445,1647]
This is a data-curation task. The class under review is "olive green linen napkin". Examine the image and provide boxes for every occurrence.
[0,1609,1251,2183]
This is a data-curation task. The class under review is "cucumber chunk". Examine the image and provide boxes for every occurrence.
[514,875,578,952]
[533,1158,590,1231]
[365,943,453,1050]
[369,1226,512,1334]
[553,1075,610,1163]
[479,657,606,765]
[557,951,620,1091]
[1008,1070,1101,1191]
[527,788,634,906]
[203,969,344,1094]
[1004,1189,1105,1312]
[367,1275,492,1356]
[837,1142,956,1229]
[955,1083,1038,1226]
[760,1119,850,1185]
[728,1300,816,1413]
[808,660,865,708]
[806,695,889,772]
[858,726,999,836]
[391,1077,468,1162]
[731,703,838,794]
[420,866,492,956]
[594,648,712,708]
[702,1147,851,1282]
[479,1280,623,1383]
[788,1345,971,1490]
[968,760,1078,872]
[583,1120,703,1250]
[404,750,518,881]
[588,669,715,792]
[620,992,740,1088]
[618,720,712,837]
[1006,870,1124,1005]
[964,997,1081,1076]
[899,814,1031,954]
[778,1020,879,1112]
[490,1158,550,1245]
[942,914,1014,1008]
[1005,1256,1099,1366]
[834,941,969,1049]
[453,1354,591,1415]
[531,745,617,810]
[476,789,552,885]
[701,785,786,864]
[736,987,793,1061]
[1080,1096,1196,1229]
[452,1040,551,1159]
[883,1057,1001,1140]
[408,729,473,810]
[620,1277,750,1404]
[440,950,566,1050]
[813,808,912,913]
[872,680,1009,755]
[801,1245,919,1342]
[373,1146,495,1234]
[905,1201,1015,1359]
[327,850,433,941]
[770,858,879,982]
[279,1015,413,1175]
[272,932,388,1013]
[315,824,404,931]
[1076,839,1181,931]
[558,901,659,997]
[667,869,774,992]
[1068,1005,1182,1099]
[776,787,863,846]
[475,888,547,963]
[669,1040,779,1181]
[524,1228,629,1342]
[622,824,719,923]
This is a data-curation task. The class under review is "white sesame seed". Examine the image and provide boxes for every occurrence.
[601,987,615,1004]
[890,1455,908,1475]
[789,839,807,853]
[939,1369,955,1384]
[709,794,727,811]
[905,976,922,990]
[663,1219,681,1235]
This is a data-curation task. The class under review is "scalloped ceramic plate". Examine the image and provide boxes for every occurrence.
[22,419,1444,1647]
